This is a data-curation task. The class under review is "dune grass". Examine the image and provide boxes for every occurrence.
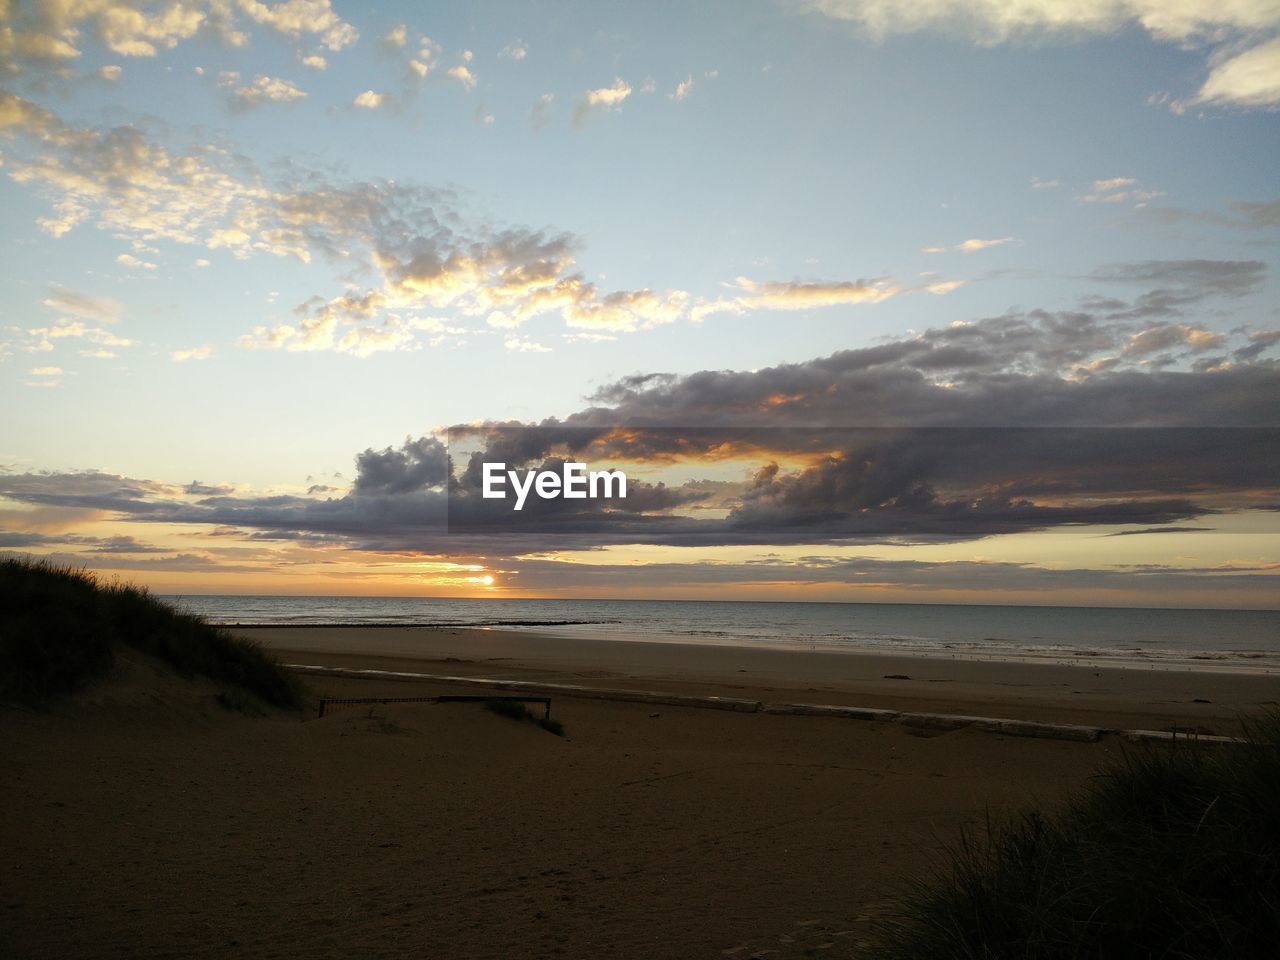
[0,556,304,709]
[871,712,1280,959]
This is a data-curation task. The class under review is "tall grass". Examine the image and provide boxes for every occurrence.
[1,556,304,709]
[872,713,1280,959]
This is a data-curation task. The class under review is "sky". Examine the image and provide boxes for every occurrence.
[0,0,1278,606]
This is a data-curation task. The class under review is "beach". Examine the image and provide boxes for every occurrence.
[245,625,1277,735]
[5,627,1274,959]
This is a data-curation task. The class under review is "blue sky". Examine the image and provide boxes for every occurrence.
[1,1,1278,603]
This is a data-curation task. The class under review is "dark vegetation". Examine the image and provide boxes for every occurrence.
[0,557,304,709]
[873,712,1280,959]
[484,696,566,736]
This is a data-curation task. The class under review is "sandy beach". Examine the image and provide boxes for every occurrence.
[245,625,1278,735]
[5,628,1275,959]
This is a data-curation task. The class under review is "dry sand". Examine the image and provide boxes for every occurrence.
[4,629,1276,959]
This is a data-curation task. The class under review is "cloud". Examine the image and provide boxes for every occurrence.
[171,345,214,362]
[504,335,551,353]
[229,74,307,108]
[5,99,704,348]
[669,74,695,101]
[573,77,632,126]
[529,92,554,129]
[693,276,899,321]
[116,252,157,270]
[1195,36,1280,107]
[98,64,122,81]
[500,40,528,61]
[956,236,1014,253]
[796,1,1277,44]
[0,0,359,78]
[3,423,1274,556]
[300,53,326,69]
[794,1,1280,111]
[41,285,122,323]
[582,296,1279,429]
[353,436,449,495]
[1076,176,1164,205]
[1090,259,1265,299]
[234,0,359,52]
[1234,329,1280,362]
[20,315,132,354]
[3,93,274,242]
[446,64,477,90]
[382,23,407,49]
[353,89,386,108]
[1030,176,1059,189]
[1121,324,1226,358]
[5,271,1279,572]
[926,237,1016,254]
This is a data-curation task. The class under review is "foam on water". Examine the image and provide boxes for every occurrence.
[165,595,1280,670]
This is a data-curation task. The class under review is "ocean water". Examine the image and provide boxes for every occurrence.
[163,595,1280,670]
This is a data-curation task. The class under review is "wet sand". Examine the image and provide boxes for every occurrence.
[243,625,1279,735]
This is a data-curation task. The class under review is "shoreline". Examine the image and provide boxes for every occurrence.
[213,621,1280,675]
[236,625,1280,734]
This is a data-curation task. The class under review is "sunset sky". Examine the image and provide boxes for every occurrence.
[1,0,1278,606]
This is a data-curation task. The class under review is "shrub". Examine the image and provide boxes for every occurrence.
[872,712,1280,959]
[1,557,304,709]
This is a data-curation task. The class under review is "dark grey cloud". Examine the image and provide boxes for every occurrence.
[353,435,449,495]
[3,426,1274,552]
[565,313,1279,430]
[1235,330,1280,362]
[3,287,1277,563]
[1089,260,1265,298]
[499,553,1280,597]
[1136,200,1280,231]
[1104,526,1214,537]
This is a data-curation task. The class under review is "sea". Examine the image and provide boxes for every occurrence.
[162,595,1280,672]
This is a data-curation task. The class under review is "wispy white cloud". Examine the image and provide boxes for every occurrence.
[693,275,899,321]
[41,286,122,323]
[923,237,1016,254]
[504,335,551,353]
[0,0,359,79]
[956,236,1014,253]
[382,24,408,49]
[795,0,1280,111]
[529,92,554,129]
[116,253,157,270]
[172,345,214,362]
[1076,177,1164,206]
[446,64,477,90]
[573,77,632,126]
[226,74,308,109]
[1195,36,1280,108]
